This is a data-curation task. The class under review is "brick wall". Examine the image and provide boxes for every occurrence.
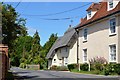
[0,44,8,80]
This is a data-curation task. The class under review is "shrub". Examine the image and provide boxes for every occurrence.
[80,63,89,71]
[89,56,107,71]
[94,63,104,71]
[57,66,69,71]
[115,64,120,75]
[50,65,57,70]
[107,63,116,74]
[19,63,26,68]
[103,63,118,75]
[67,64,78,71]
[104,68,110,75]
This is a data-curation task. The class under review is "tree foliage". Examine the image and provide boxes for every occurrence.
[2,3,58,69]
[2,4,27,49]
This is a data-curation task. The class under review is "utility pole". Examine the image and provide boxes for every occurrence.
[76,29,80,71]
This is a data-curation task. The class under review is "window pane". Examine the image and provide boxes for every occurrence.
[83,49,87,61]
[110,18,116,33]
[109,1,113,8]
[83,28,87,40]
[110,45,116,61]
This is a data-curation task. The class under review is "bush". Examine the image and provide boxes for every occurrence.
[115,64,120,75]
[50,65,57,70]
[19,63,26,68]
[103,63,119,75]
[94,63,104,71]
[89,56,107,64]
[89,56,107,71]
[104,68,110,75]
[67,64,78,71]
[80,63,89,71]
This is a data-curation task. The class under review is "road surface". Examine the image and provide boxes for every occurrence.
[11,67,120,80]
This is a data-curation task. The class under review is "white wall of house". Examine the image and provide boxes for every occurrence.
[78,15,119,63]
[49,40,77,67]
[68,40,77,64]
[51,53,60,66]
[117,14,120,63]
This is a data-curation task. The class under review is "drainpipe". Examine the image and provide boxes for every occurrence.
[76,29,80,71]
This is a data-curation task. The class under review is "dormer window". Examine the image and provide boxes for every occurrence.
[109,1,113,8]
[88,11,91,18]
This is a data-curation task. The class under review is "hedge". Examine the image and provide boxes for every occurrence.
[80,63,89,71]
[67,64,78,71]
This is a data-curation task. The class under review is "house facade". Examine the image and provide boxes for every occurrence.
[46,1,120,69]
[76,1,120,63]
[46,27,78,69]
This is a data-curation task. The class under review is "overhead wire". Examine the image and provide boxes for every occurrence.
[19,2,92,21]
[21,2,92,17]
[14,0,22,9]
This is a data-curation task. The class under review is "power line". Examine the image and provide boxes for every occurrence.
[37,16,79,20]
[14,0,22,9]
[21,2,92,17]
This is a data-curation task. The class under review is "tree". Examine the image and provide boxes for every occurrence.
[11,36,33,66]
[2,4,26,51]
[42,33,58,55]
[2,3,28,66]
[28,31,42,65]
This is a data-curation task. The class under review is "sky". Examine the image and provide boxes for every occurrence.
[5,2,92,46]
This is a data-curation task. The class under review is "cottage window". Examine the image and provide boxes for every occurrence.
[110,18,116,34]
[65,47,68,52]
[88,11,91,17]
[109,1,113,8]
[83,49,87,62]
[54,59,56,63]
[109,44,116,62]
[83,28,88,41]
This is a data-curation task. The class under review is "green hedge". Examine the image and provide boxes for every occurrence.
[67,64,78,71]
[80,63,89,71]
[104,63,120,75]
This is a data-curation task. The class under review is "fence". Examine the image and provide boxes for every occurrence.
[26,64,40,70]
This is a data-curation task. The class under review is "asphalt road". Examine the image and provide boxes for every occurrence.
[10,67,120,80]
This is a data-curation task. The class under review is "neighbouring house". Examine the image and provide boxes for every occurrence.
[46,1,120,69]
[46,26,78,69]
[75,1,120,63]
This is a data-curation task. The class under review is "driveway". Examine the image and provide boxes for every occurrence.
[11,67,120,80]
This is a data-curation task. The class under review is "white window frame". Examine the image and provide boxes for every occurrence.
[109,1,113,8]
[109,44,117,62]
[53,59,56,63]
[83,49,87,63]
[88,11,91,18]
[83,28,88,42]
[64,57,68,65]
[109,17,116,35]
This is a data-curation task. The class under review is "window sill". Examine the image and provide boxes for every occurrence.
[109,61,117,63]
[83,61,88,63]
[83,40,87,43]
[109,33,116,37]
